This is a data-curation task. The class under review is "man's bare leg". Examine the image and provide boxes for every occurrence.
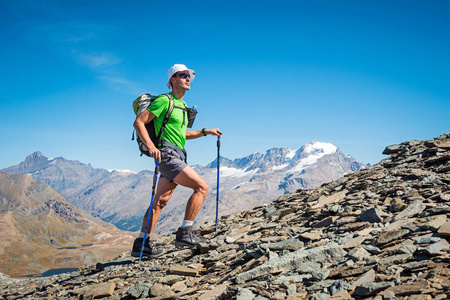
[140,176,177,234]
[172,165,209,246]
[173,165,209,221]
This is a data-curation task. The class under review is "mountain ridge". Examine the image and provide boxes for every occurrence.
[1,141,366,234]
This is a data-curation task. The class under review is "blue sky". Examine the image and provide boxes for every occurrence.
[1,0,449,172]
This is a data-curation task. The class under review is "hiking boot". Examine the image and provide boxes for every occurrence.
[131,238,164,258]
[175,226,205,247]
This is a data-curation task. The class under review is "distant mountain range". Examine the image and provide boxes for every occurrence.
[0,172,134,277]
[1,142,366,234]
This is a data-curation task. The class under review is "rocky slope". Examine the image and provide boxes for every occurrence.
[1,133,448,299]
[0,172,135,278]
[2,142,365,234]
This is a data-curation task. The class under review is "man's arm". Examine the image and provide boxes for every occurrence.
[133,110,161,161]
[186,128,222,140]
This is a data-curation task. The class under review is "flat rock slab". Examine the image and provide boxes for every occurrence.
[385,280,429,296]
[235,242,346,283]
[169,265,200,276]
[197,284,228,300]
[437,220,450,236]
[392,200,426,223]
[84,282,115,299]
[342,236,366,249]
[310,191,346,210]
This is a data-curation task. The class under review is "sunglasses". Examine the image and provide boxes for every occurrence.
[177,73,190,79]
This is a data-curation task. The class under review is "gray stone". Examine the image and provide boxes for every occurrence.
[296,262,321,274]
[347,247,372,262]
[259,238,304,251]
[379,253,412,266]
[329,280,351,295]
[353,281,395,296]
[273,274,311,284]
[413,214,447,231]
[350,269,375,288]
[273,274,310,284]
[383,144,403,155]
[420,239,450,256]
[359,207,383,223]
[397,244,416,255]
[364,245,382,254]
[235,242,346,283]
[310,268,330,281]
[392,200,426,222]
[236,288,255,300]
[127,283,152,298]
[414,236,441,244]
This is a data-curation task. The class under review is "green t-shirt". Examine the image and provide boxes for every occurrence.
[147,93,188,150]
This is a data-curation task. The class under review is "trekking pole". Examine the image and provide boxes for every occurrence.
[215,136,220,234]
[139,159,160,264]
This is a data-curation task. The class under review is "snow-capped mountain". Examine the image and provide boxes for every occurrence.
[1,142,365,234]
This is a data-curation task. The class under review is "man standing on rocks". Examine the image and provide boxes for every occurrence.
[132,64,222,257]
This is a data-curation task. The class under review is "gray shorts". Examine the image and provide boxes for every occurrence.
[159,147,188,182]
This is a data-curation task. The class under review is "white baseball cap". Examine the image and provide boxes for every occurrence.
[166,64,195,89]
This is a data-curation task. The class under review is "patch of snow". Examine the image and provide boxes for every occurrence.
[288,142,338,174]
[303,142,337,155]
[232,181,250,189]
[220,166,258,178]
[285,148,298,160]
[107,169,137,174]
[272,163,289,171]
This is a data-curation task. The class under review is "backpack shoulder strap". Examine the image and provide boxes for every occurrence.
[163,94,175,120]
[155,94,175,146]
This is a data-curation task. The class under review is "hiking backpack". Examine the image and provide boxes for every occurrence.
[132,93,197,157]
[132,93,174,157]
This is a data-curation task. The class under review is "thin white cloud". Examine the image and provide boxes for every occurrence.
[98,75,142,95]
[28,20,139,94]
[62,32,97,43]
[72,51,122,69]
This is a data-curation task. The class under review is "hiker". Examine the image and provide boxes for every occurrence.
[132,64,222,258]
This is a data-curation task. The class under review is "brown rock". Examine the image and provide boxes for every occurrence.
[197,284,228,300]
[150,283,175,298]
[171,281,186,293]
[385,279,430,296]
[437,221,450,236]
[330,290,352,300]
[342,236,366,249]
[169,265,200,276]
[286,292,308,300]
[377,228,409,246]
[298,231,322,241]
[310,191,346,209]
[84,282,115,299]
[390,197,406,212]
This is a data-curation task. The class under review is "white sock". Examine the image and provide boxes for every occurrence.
[138,232,146,238]
[181,220,194,228]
